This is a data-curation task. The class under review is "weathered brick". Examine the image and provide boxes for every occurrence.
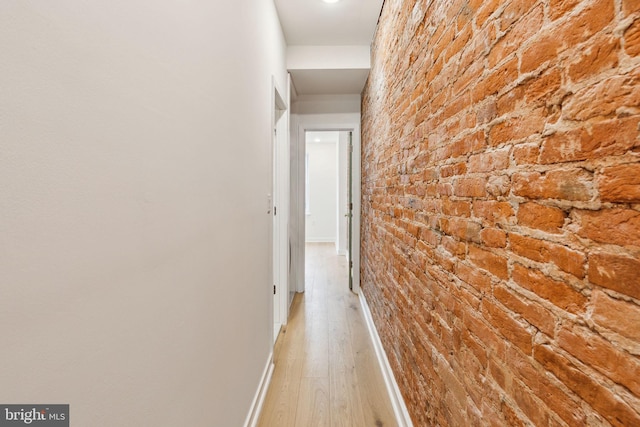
[454,177,487,198]
[472,58,519,103]
[549,0,580,20]
[469,246,508,279]
[472,200,514,226]
[517,202,566,233]
[623,0,640,16]
[592,290,640,342]
[512,264,587,313]
[568,33,620,83]
[513,144,540,165]
[482,299,533,354]
[493,285,555,336]
[361,0,640,424]
[489,5,543,68]
[468,148,510,173]
[540,117,640,164]
[562,69,640,121]
[557,324,640,396]
[534,344,640,427]
[488,109,545,146]
[588,252,640,299]
[510,234,585,278]
[598,164,640,203]
[480,227,507,248]
[576,208,640,247]
[625,18,640,56]
[521,0,615,73]
[512,169,595,201]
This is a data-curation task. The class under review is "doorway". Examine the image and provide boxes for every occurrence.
[272,80,288,344]
[304,130,354,290]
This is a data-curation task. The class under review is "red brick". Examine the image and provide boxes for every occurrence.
[598,164,640,203]
[521,34,562,74]
[476,0,501,28]
[513,144,540,165]
[497,85,525,116]
[488,109,545,146]
[512,264,587,313]
[500,0,538,30]
[592,290,640,342]
[549,0,580,20]
[510,234,585,278]
[456,262,492,294]
[557,324,640,396]
[472,201,514,226]
[576,208,640,247]
[562,69,640,120]
[440,217,482,242]
[534,344,640,427]
[493,285,555,336]
[489,5,543,68]
[442,199,470,217]
[517,202,566,233]
[469,246,508,279]
[468,148,510,173]
[480,227,507,248]
[482,299,533,354]
[361,0,640,424]
[568,33,620,82]
[523,67,563,106]
[521,0,615,73]
[454,177,487,198]
[472,58,519,103]
[625,18,640,56]
[512,169,595,201]
[588,252,640,299]
[624,0,640,16]
[440,162,467,178]
[540,117,640,164]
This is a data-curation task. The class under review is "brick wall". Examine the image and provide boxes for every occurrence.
[360,0,640,425]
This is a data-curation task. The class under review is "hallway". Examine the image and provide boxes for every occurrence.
[258,243,397,427]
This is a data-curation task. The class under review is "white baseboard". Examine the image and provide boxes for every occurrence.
[305,238,335,243]
[359,292,414,427]
[243,353,275,427]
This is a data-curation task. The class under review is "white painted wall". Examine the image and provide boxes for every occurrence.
[287,45,371,70]
[0,1,287,426]
[305,132,338,242]
[292,94,361,114]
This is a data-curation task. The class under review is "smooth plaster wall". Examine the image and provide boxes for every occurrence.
[0,1,287,426]
[305,135,338,242]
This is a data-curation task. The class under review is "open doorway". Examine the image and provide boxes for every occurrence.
[304,130,354,289]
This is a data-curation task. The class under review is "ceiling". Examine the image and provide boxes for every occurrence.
[274,0,385,96]
[274,0,384,46]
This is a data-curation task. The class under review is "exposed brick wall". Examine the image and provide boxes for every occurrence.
[360,0,640,425]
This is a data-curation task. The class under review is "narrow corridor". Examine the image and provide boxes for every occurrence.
[258,243,397,427]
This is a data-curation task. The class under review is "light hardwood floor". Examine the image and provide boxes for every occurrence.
[258,243,397,427]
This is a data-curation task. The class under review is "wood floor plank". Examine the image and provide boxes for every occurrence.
[295,377,331,427]
[257,357,303,427]
[258,243,398,427]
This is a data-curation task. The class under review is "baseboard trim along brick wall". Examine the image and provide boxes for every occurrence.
[359,292,414,427]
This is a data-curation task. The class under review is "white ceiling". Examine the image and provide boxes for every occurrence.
[274,0,384,46]
[274,0,384,96]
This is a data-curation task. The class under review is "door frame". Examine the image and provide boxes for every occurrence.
[271,76,289,344]
[293,117,362,295]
